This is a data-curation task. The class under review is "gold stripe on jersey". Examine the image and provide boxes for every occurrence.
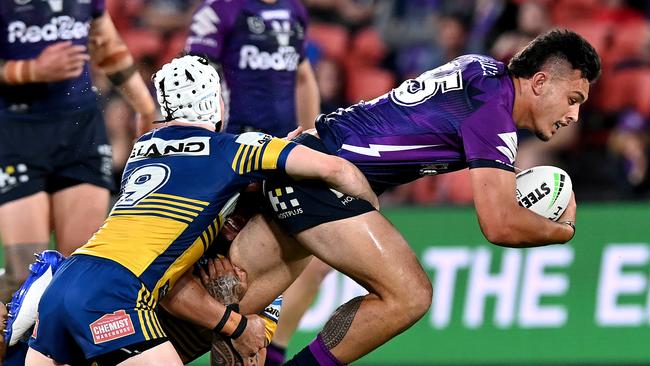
[75,216,188,277]
[148,193,209,206]
[231,144,246,172]
[151,239,205,303]
[231,138,290,174]
[140,198,205,212]
[145,289,162,338]
[261,138,290,170]
[151,312,165,338]
[242,145,258,174]
[135,284,166,339]
[150,214,224,302]
[238,145,252,174]
[251,144,262,171]
[111,209,193,223]
[207,222,216,242]
[136,285,152,340]
[130,204,200,218]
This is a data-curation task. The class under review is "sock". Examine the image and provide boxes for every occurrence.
[283,334,346,366]
[264,342,286,366]
[0,243,48,302]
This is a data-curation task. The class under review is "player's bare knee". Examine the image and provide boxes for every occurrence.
[390,267,432,323]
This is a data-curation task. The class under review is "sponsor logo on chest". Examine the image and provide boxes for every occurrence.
[239,18,300,71]
[7,16,90,44]
[130,136,211,160]
[89,310,136,344]
[239,45,299,71]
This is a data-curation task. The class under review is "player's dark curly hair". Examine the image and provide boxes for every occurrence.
[508,29,601,82]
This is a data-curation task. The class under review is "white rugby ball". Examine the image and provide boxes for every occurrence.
[515,165,572,221]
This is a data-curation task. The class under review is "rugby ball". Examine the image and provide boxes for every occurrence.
[515,166,572,221]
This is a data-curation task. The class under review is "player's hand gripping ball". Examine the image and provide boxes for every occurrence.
[515,165,572,221]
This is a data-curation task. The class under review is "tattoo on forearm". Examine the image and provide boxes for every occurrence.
[211,334,242,366]
[320,295,364,349]
[204,274,241,305]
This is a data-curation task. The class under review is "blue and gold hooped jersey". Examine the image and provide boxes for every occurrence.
[74,126,296,301]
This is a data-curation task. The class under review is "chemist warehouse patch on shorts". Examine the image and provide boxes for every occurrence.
[89,310,136,344]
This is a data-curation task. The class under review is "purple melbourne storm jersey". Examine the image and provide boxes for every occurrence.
[316,55,518,193]
[185,0,308,137]
[0,0,103,113]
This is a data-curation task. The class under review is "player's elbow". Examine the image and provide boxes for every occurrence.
[479,221,517,246]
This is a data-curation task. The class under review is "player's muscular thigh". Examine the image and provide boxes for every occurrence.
[228,214,311,314]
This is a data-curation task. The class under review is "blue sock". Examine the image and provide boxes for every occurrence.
[283,334,346,366]
[265,342,286,366]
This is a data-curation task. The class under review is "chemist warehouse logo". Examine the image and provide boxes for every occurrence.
[267,186,302,219]
[89,310,135,344]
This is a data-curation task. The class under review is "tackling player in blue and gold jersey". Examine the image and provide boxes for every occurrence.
[26,56,377,366]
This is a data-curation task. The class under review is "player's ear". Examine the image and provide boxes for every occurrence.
[531,71,547,96]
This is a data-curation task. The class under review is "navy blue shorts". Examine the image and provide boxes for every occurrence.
[0,107,114,205]
[29,255,166,363]
[262,134,375,235]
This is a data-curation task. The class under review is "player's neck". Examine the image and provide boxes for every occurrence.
[510,76,532,130]
[166,120,216,132]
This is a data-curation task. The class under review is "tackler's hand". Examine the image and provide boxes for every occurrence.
[284,126,303,140]
[230,314,267,360]
[199,256,248,304]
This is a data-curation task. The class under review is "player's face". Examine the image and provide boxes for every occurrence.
[532,69,589,141]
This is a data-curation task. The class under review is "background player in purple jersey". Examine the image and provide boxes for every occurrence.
[0,0,156,306]
[184,0,320,137]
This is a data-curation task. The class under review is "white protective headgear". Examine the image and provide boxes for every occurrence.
[152,55,222,126]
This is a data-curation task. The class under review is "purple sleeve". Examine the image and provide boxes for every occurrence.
[184,0,242,62]
[460,99,517,172]
[92,0,105,18]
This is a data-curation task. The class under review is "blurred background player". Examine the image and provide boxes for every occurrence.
[0,1,155,304]
[184,0,320,137]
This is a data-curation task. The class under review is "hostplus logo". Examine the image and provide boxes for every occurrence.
[0,164,29,193]
[8,16,90,44]
[268,186,302,219]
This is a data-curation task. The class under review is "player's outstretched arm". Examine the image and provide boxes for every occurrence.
[470,167,575,247]
[284,145,379,209]
[160,270,266,358]
[89,12,156,135]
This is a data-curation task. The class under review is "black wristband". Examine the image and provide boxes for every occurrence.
[213,307,232,334]
[229,314,247,339]
[227,303,240,313]
[107,63,138,86]
[561,221,576,239]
